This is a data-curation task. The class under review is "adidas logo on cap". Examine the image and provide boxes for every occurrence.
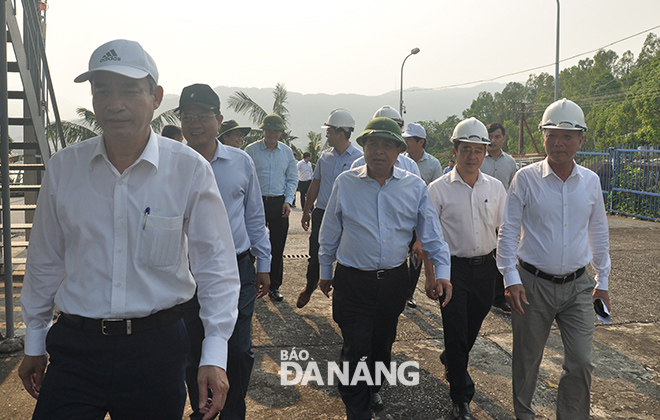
[100,49,121,63]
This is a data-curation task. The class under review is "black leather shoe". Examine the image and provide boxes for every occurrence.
[492,297,511,313]
[268,289,284,302]
[371,392,384,411]
[406,297,417,308]
[451,402,474,420]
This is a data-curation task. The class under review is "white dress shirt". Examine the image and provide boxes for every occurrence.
[497,159,611,290]
[297,159,313,182]
[428,169,507,258]
[21,132,240,369]
[210,140,271,273]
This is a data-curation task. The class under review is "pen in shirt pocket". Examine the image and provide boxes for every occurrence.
[142,207,150,229]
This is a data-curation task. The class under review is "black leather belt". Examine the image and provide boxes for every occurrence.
[452,250,495,266]
[339,262,407,280]
[262,195,284,202]
[59,305,184,336]
[237,249,251,261]
[519,260,586,284]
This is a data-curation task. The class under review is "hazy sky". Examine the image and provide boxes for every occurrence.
[40,0,660,119]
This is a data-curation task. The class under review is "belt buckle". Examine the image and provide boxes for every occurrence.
[468,256,483,265]
[102,318,131,335]
[376,270,387,280]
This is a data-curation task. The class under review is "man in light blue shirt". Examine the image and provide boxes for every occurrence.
[318,117,452,419]
[245,114,298,301]
[297,108,362,308]
[179,84,271,420]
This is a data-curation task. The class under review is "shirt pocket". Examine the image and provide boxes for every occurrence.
[478,201,497,226]
[138,214,184,267]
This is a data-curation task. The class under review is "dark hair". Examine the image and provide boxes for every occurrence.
[487,122,505,137]
[337,127,353,141]
[161,125,182,140]
[303,152,311,158]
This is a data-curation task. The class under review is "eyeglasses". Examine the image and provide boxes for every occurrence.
[181,114,216,124]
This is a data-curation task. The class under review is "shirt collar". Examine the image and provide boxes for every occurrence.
[541,158,582,180]
[258,139,281,151]
[90,129,160,171]
[211,139,231,163]
[334,143,359,157]
[448,167,485,186]
[355,164,406,181]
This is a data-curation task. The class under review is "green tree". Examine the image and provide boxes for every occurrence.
[305,131,325,163]
[226,82,300,156]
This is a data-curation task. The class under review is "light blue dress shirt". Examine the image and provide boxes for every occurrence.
[406,151,443,185]
[350,153,421,177]
[210,141,272,273]
[319,166,451,281]
[245,140,298,204]
[313,143,363,210]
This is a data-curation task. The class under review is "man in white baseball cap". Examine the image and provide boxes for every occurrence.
[18,39,240,420]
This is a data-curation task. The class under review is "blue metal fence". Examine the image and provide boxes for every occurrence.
[576,147,660,222]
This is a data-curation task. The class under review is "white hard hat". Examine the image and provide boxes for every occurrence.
[451,117,491,145]
[539,98,588,132]
[373,105,404,127]
[321,108,355,131]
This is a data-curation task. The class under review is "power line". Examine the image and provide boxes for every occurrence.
[408,24,660,92]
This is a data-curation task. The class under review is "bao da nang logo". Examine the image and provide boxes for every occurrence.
[279,347,420,386]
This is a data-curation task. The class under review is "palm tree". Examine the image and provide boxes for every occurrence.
[305,131,326,163]
[227,83,300,156]
[50,107,180,145]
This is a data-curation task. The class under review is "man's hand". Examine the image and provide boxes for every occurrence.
[410,240,423,260]
[425,278,452,307]
[505,284,529,315]
[18,354,48,399]
[197,365,229,420]
[593,289,611,312]
[255,272,270,299]
[319,279,333,298]
[281,203,291,218]
[301,211,311,231]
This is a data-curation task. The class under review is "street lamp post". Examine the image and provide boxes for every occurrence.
[555,0,560,101]
[400,47,420,117]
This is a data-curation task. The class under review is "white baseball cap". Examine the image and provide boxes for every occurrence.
[402,123,426,139]
[74,39,159,83]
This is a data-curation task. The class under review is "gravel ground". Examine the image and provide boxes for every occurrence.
[1,211,659,420]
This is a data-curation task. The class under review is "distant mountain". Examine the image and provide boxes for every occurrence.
[66,83,505,150]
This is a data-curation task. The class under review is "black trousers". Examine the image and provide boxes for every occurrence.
[332,263,408,420]
[184,252,257,420]
[262,195,289,291]
[296,179,312,209]
[303,207,324,294]
[441,255,497,404]
[32,316,189,420]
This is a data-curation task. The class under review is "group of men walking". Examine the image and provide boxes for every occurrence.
[18,38,611,420]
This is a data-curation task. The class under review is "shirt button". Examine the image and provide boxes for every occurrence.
[117,249,122,253]
[115,283,122,288]
[118,180,123,186]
